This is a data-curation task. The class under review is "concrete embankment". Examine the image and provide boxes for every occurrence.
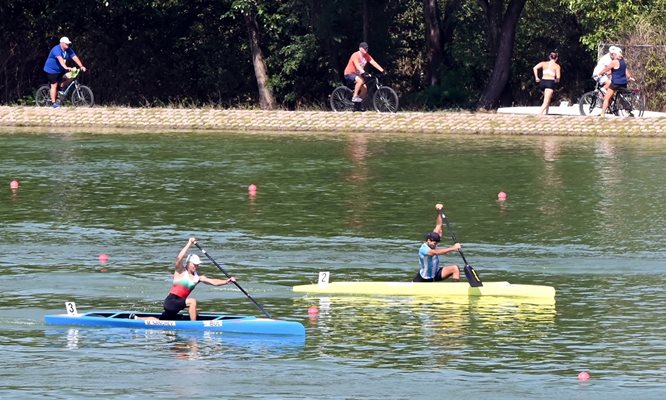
[0,106,664,137]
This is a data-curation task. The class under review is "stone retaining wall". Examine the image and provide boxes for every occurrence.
[1,106,664,137]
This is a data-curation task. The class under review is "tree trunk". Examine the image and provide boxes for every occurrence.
[476,0,527,110]
[362,0,369,42]
[424,0,443,87]
[244,13,275,110]
[440,0,462,67]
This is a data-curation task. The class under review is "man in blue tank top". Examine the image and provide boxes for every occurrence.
[413,203,462,282]
[43,36,87,108]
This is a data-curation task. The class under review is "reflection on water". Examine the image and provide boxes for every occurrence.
[343,133,371,230]
[45,327,305,361]
[301,295,556,369]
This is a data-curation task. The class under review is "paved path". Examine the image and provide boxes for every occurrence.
[1,106,664,137]
[498,103,666,118]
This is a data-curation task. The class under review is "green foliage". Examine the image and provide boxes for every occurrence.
[230,0,257,16]
[560,0,649,49]
[406,69,474,109]
[644,53,666,110]
[0,0,663,110]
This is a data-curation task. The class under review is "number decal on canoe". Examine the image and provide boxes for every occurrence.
[65,302,78,316]
[203,321,223,327]
[318,271,330,286]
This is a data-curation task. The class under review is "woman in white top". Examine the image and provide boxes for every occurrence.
[533,52,561,115]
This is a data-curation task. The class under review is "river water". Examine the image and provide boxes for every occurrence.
[1,129,665,399]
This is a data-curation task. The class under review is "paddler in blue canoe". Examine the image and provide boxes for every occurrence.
[413,203,462,282]
[134,237,236,321]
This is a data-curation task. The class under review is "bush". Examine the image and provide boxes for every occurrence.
[405,70,474,110]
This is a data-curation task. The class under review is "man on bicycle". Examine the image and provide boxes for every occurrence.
[592,46,620,94]
[344,42,385,103]
[43,36,87,108]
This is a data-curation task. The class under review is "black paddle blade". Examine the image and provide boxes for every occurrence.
[464,264,483,287]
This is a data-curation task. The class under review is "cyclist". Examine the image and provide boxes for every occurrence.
[43,36,87,108]
[592,46,620,94]
[344,42,385,103]
[599,47,633,116]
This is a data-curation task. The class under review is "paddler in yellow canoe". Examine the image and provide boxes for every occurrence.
[413,203,462,282]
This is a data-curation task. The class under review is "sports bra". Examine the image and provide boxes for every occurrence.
[542,61,556,78]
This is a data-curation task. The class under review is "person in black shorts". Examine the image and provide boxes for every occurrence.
[42,36,87,108]
[533,52,561,115]
[600,47,634,116]
[135,238,236,321]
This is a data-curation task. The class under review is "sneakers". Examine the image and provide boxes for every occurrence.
[352,96,363,103]
[51,103,61,108]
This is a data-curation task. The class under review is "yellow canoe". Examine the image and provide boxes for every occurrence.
[293,281,556,302]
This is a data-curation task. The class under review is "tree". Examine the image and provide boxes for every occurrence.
[559,0,646,49]
[422,0,464,88]
[232,0,275,109]
[476,0,528,109]
[424,0,443,87]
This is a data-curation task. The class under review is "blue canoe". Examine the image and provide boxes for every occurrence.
[44,311,305,337]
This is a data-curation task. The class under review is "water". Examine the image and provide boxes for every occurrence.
[1,129,665,399]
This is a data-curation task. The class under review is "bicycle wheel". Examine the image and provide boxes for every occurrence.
[330,86,354,112]
[628,91,645,117]
[615,91,640,117]
[71,85,94,107]
[373,86,399,113]
[35,85,51,107]
[578,91,602,116]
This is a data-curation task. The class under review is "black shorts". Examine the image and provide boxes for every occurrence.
[344,73,362,84]
[47,72,66,85]
[160,293,187,320]
[539,79,557,91]
[610,83,627,91]
[412,269,444,282]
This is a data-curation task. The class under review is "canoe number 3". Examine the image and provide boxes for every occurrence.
[65,301,78,316]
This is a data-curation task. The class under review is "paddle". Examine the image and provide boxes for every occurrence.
[194,242,272,319]
[440,208,483,287]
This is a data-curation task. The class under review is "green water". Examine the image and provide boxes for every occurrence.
[1,130,665,399]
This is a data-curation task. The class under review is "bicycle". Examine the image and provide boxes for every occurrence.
[35,68,94,107]
[578,82,645,117]
[330,73,399,113]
